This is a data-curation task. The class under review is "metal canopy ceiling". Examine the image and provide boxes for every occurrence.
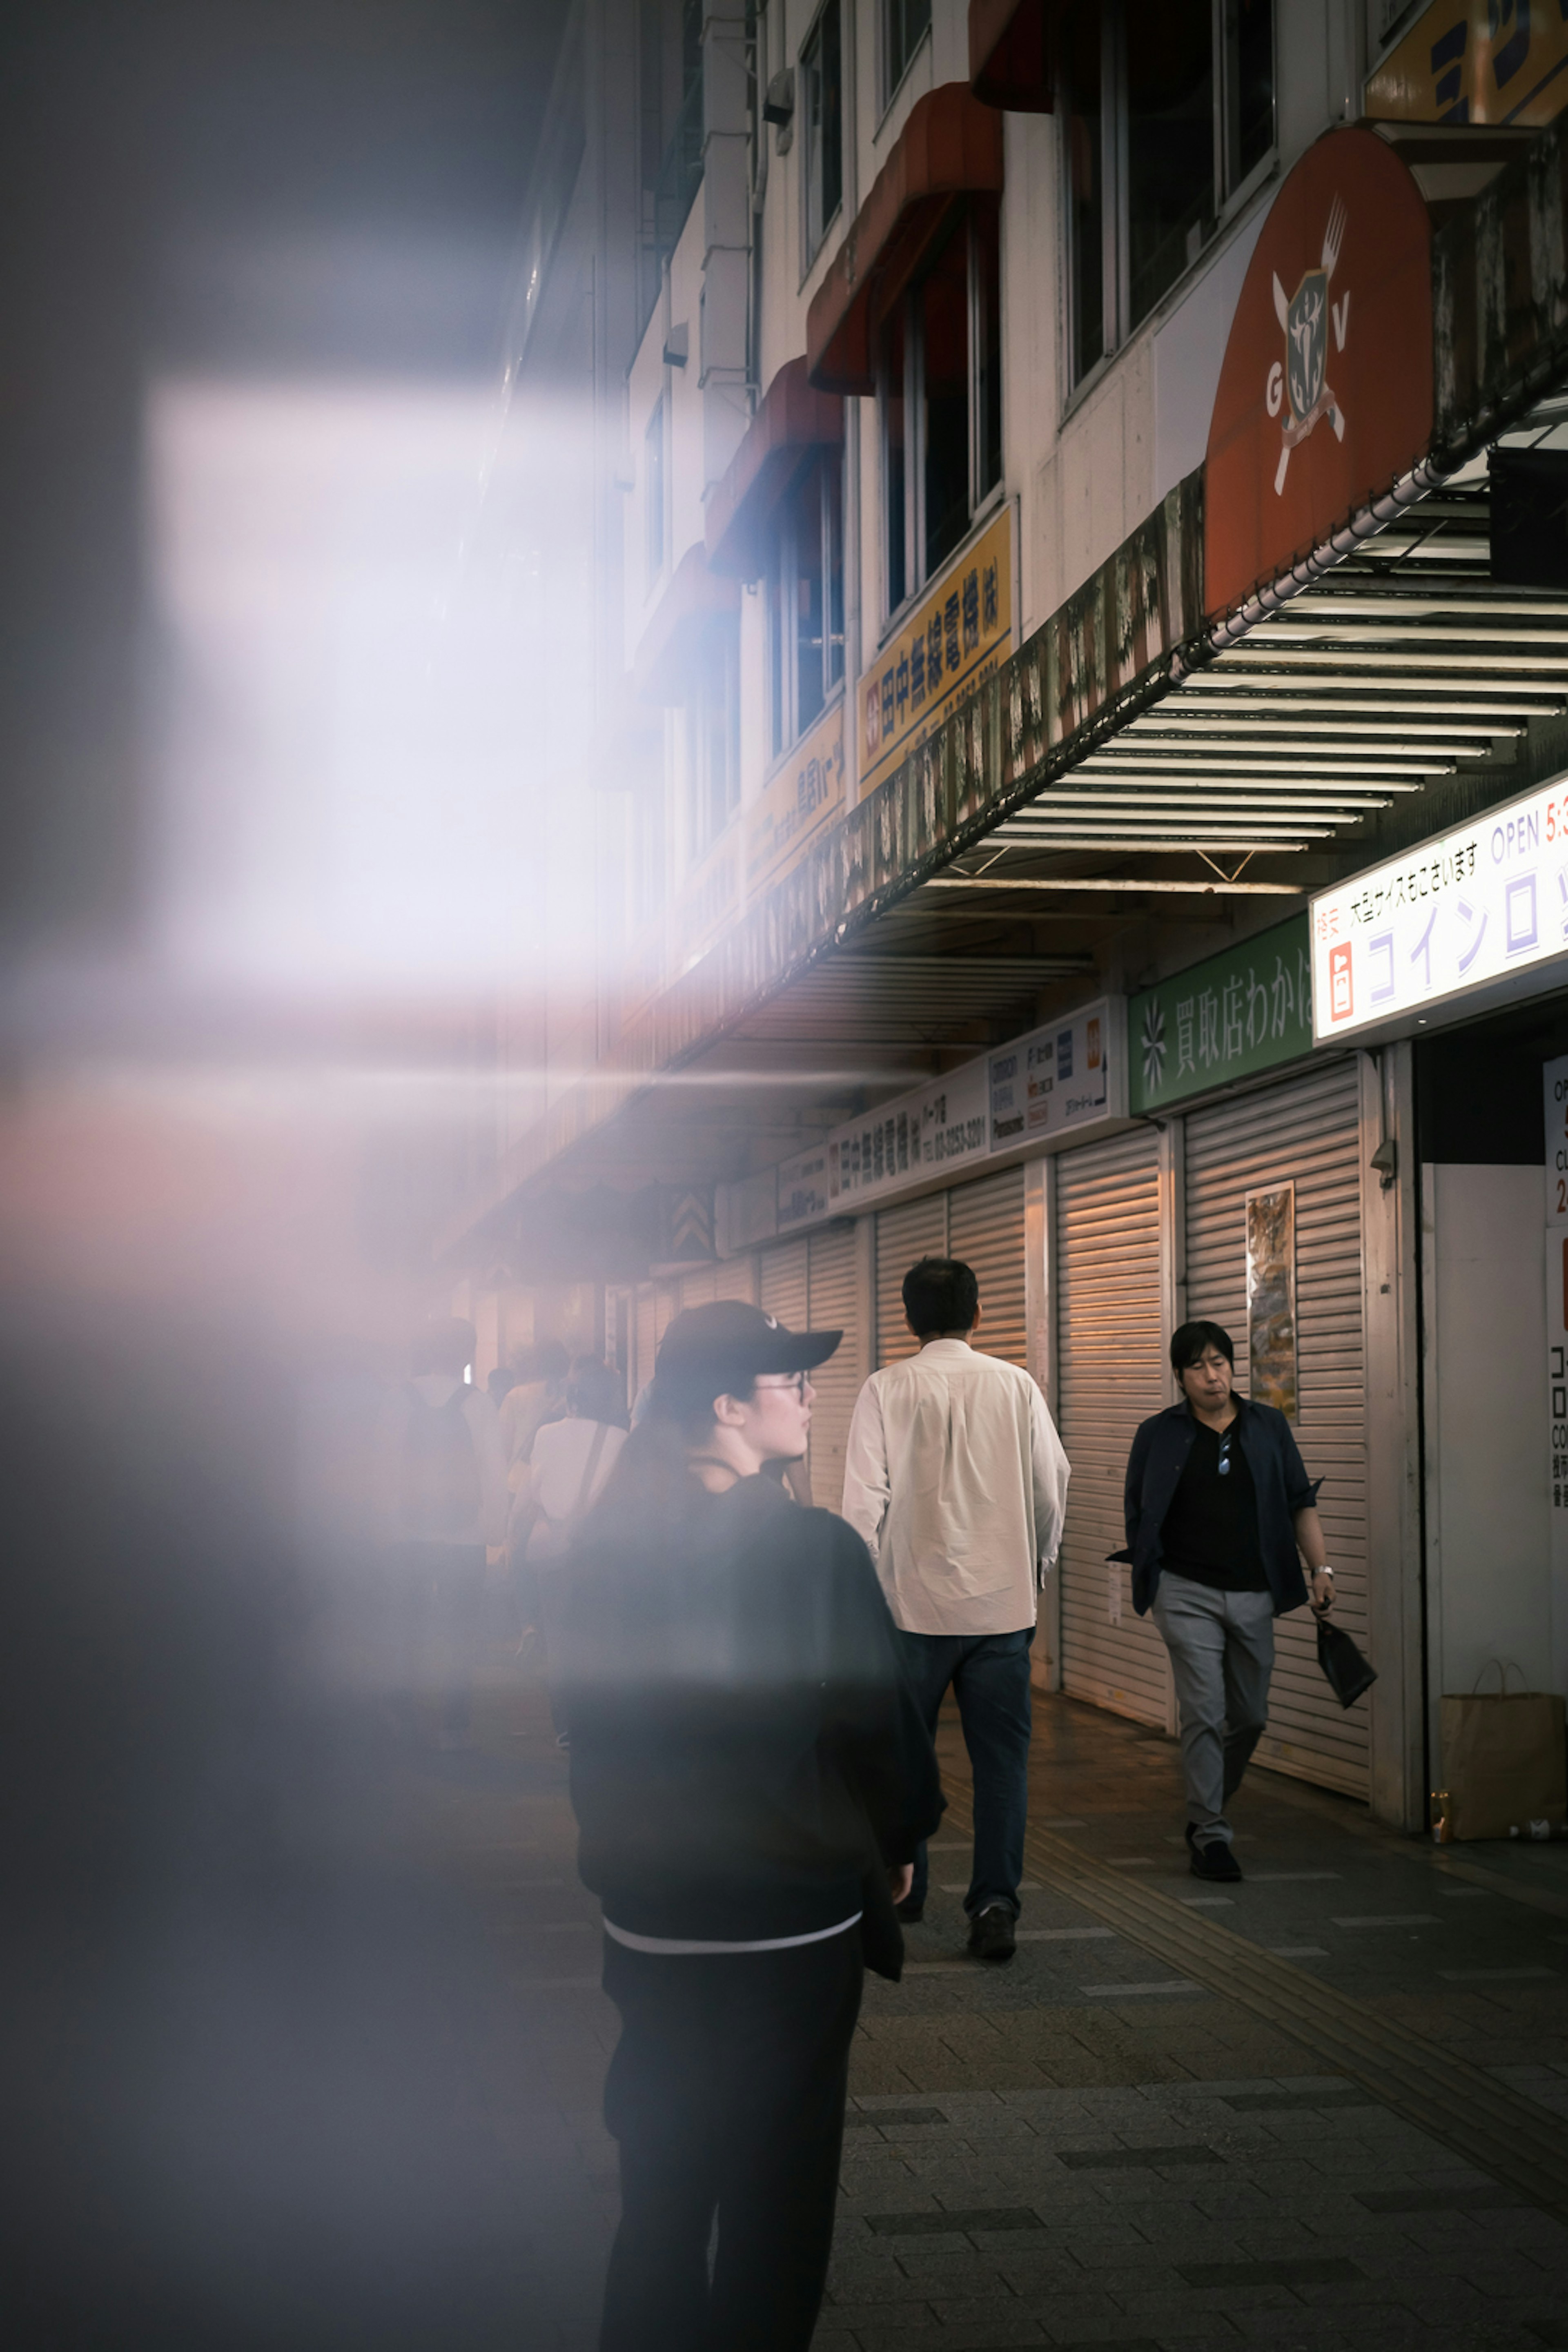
[984,489,1568,859]
[722,952,1093,1045]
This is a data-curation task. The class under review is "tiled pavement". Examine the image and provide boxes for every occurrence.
[437,1651,1568,2350]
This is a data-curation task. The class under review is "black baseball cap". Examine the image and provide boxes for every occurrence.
[655,1301,842,1395]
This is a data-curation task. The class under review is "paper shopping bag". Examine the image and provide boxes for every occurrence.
[1440,1670,1567,1842]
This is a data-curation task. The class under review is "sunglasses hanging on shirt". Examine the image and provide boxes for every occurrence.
[1217,1429,1233,1478]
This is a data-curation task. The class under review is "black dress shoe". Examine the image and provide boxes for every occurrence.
[1188,1836,1242,1883]
[967,1905,1017,1962]
[894,1898,924,1924]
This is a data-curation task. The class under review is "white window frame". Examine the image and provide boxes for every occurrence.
[879,0,932,119]
[1061,0,1276,404]
[644,394,666,588]
[768,448,845,760]
[799,0,844,274]
[878,203,1004,628]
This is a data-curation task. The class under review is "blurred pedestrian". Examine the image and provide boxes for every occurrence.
[1118,1319,1333,1882]
[559,1300,942,2352]
[497,1336,569,1470]
[842,1256,1069,1962]
[512,1356,628,1742]
[390,1316,508,1749]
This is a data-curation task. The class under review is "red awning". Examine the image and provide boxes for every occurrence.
[805,82,1005,395]
[969,0,1057,112]
[704,359,844,579]
[631,543,739,704]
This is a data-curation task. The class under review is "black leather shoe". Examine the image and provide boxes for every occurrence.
[1188,1836,1242,1883]
[894,1898,924,1924]
[967,1905,1017,1962]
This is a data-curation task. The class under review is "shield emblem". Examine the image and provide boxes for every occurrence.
[1286,267,1327,425]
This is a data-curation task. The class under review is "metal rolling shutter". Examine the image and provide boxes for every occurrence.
[759,1238,808,1329]
[949,1166,1027,1369]
[1056,1129,1171,1726]
[679,1265,717,1310]
[806,1225,861,1512]
[714,1256,755,1302]
[1184,1060,1368,1798]
[875,1194,949,1367]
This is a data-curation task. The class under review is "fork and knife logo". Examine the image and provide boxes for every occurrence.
[1265,194,1350,496]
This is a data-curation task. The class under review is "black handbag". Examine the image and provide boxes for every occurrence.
[858,1860,905,1984]
[1317,1617,1377,1709]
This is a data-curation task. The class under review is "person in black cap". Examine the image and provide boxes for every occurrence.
[557,1299,942,2352]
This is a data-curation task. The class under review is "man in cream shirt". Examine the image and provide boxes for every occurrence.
[842,1256,1069,1961]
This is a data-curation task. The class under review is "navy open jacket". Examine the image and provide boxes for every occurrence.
[1114,1395,1320,1619]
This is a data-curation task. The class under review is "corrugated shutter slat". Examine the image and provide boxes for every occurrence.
[875,1196,948,1367]
[949,1167,1028,1369]
[1056,1129,1170,1726]
[1184,1059,1369,1798]
[807,1226,860,1514]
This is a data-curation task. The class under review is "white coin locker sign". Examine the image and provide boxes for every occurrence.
[1545,1055,1568,1701]
[1310,772,1568,1042]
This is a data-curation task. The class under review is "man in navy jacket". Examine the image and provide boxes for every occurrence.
[1118,1320,1333,1884]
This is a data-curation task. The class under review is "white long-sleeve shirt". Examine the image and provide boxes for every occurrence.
[840,1339,1070,1636]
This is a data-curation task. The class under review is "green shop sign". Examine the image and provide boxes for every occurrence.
[1129,913,1313,1116]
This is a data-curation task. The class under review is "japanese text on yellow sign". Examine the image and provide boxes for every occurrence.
[1367,1,1568,127]
[746,697,845,897]
[860,507,1013,797]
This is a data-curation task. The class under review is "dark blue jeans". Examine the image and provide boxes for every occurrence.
[895,1626,1033,1918]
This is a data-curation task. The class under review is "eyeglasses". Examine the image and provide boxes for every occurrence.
[1217,1429,1233,1478]
[754,1372,810,1400]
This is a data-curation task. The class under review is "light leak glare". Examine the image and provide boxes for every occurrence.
[144,372,599,1001]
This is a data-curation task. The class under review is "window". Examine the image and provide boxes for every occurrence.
[768,446,845,757]
[686,618,741,860]
[644,396,666,584]
[883,0,930,107]
[800,0,843,267]
[1062,0,1275,392]
[879,198,1002,617]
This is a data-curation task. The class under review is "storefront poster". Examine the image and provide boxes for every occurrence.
[1246,1182,1298,1419]
[1368,2,1568,129]
[746,697,845,898]
[1130,915,1313,1115]
[860,506,1013,798]
[1311,775,1568,1042]
[989,1001,1111,1147]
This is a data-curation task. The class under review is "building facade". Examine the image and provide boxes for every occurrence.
[446,0,1568,1831]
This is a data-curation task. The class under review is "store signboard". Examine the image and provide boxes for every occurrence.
[1312,775,1568,1042]
[859,506,1013,798]
[989,1001,1113,1147]
[776,996,1125,1234]
[1543,1056,1568,1698]
[1368,2,1568,130]
[746,697,846,899]
[1129,915,1314,1114]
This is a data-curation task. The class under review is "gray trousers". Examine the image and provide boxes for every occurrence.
[1149,1574,1274,1848]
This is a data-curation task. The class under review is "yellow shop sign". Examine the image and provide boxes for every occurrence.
[859,506,1013,798]
[1368,1,1568,127]
[746,696,846,897]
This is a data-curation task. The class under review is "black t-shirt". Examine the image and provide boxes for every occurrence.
[1159,1415,1269,1592]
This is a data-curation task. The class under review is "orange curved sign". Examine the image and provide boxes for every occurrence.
[1205,129,1433,622]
